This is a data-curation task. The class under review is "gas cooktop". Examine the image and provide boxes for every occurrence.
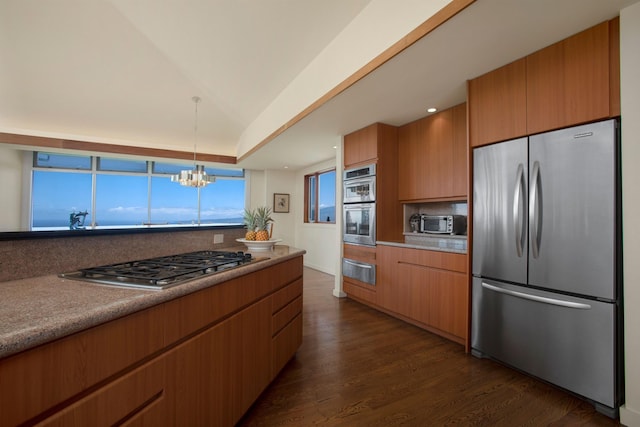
[59,250,267,290]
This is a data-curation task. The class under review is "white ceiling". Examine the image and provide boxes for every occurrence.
[1,0,638,171]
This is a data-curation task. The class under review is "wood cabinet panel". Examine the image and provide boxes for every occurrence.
[344,124,378,167]
[38,354,167,427]
[165,297,272,427]
[272,295,303,336]
[272,313,302,378]
[343,243,376,264]
[609,17,620,117]
[343,279,377,306]
[377,245,468,344]
[271,278,303,314]
[398,119,422,200]
[451,103,468,197]
[468,58,527,147]
[398,103,467,201]
[527,21,611,134]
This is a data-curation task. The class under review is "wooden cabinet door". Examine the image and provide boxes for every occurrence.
[527,21,611,134]
[165,297,272,427]
[426,269,467,341]
[398,108,458,201]
[39,355,168,427]
[398,119,423,201]
[344,124,378,167]
[377,245,468,344]
[468,58,527,147]
[451,102,467,198]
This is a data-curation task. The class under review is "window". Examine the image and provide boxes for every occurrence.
[30,152,246,231]
[305,169,336,223]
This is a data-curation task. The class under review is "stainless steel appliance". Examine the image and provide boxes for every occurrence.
[343,164,376,246]
[60,250,266,290]
[343,163,376,203]
[420,214,466,235]
[471,119,622,418]
[343,202,376,246]
[342,258,376,285]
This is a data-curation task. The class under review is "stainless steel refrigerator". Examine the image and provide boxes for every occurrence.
[471,119,623,417]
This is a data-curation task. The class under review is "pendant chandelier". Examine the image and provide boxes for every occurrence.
[171,96,215,188]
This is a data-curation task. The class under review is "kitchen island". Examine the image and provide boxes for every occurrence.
[0,245,305,426]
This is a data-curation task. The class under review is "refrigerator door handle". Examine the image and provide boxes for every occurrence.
[529,161,542,258]
[513,163,526,257]
[481,282,592,309]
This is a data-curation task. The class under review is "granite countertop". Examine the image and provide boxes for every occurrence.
[0,245,305,359]
[378,234,467,254]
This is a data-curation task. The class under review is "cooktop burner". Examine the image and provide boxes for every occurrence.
[59,250,267,290]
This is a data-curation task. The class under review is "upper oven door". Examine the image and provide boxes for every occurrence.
[343,177,376,204]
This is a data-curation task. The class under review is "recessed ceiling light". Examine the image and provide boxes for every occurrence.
[283,166,289,169]
[427,107,437,113]
[333,145,337,149]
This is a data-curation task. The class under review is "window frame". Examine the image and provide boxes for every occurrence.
[304,168,336,224]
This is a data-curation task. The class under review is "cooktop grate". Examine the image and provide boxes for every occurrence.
[59,250,266,290]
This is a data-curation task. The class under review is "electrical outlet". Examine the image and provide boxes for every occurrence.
[213,234,224,244]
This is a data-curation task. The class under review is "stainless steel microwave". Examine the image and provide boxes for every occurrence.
[421,215,467,235]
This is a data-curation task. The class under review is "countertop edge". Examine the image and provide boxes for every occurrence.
[376,240,468,254]
[0,245,306,359]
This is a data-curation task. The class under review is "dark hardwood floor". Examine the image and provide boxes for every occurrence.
[238,267,619,426]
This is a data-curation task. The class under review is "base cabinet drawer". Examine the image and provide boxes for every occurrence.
[272,313,302,378]
[39,355,167,427]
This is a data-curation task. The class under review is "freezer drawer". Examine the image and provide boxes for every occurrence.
[471,277,617,409]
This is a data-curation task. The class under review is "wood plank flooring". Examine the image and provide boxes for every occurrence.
[238,268,619,426]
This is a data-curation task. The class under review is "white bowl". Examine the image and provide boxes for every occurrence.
[236,238,282,251]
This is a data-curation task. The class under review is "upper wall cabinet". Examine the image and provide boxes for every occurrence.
[526,20,615,134]
[468,18,620,147]
[344,124,381,167]
[398,103,467,201]
[468,59,527,148]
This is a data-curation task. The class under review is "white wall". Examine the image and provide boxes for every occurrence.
[294,157,340,275]
[236,0,450,158]
[245,168,296,245]
[0,145,23,231]
[620,3,640,425]
[264,169,296,246]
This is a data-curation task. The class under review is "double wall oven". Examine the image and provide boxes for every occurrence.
[342,164,376,286]
[343,164,376,246]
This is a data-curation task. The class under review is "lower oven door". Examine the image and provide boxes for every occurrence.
[343,203,375,246]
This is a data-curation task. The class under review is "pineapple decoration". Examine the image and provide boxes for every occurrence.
[243,208,257,241]
[243,206,273,241]
[254,206,273,241]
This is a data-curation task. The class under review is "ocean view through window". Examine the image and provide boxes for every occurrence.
[31,152,245,230]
